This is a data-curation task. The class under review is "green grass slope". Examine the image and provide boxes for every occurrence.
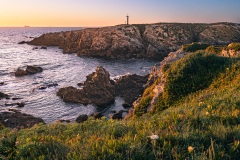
[0,52,239,159]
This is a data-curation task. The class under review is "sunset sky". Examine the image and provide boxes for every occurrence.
[1,0,240,27]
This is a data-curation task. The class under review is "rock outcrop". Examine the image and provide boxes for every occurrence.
[57,66,115,107]
[0,111,45,129]
[115,74,148,107]
[57,66,148,108]
[28,22,240,59]
[15,65,43,77]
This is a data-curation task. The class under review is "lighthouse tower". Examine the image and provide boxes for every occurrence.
[126,14,129,25]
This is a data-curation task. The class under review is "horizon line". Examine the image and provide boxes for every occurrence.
[0,21,239,28]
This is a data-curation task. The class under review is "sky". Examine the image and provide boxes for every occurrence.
[0,0,240,27]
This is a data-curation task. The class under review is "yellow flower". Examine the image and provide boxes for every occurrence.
[188,146,194,153]
[207,105,212,110]
[206,112,209,116]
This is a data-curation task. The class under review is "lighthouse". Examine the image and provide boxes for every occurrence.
[126,14,129,25]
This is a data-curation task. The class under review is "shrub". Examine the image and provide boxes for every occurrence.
[182,42,209,52]
[205,45,223,54]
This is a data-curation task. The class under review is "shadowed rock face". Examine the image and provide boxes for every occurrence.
[57,66,148,108]
[28,23,240,60]
[57,66,115,107]
[115,74,148,106]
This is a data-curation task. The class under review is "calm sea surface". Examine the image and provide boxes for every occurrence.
[0,27,156,123]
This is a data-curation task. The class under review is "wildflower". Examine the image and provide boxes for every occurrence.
[188,146,194,153]
[148,135,159,140]
[206,111,209,116]
[207,105,212,110]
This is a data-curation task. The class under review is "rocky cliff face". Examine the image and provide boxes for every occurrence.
[28,23,240,59]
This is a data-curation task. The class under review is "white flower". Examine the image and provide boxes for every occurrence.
[148,135,159,140]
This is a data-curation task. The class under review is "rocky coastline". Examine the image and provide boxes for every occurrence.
[28,22,240,60]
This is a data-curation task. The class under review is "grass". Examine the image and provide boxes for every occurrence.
[0,52,239,159]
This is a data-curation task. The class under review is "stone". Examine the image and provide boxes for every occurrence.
[16,102,25,108]
[76,114,88,123]
[57,66,115,107]
[26,66,43,74]
[111,110,126,120]
[15,66,43,77]
[15,68,28,76]
[32,47,38,50]
[0,111,45,129]
[90,112,103,119]
[40,46,47,49]
[12,97,23,100]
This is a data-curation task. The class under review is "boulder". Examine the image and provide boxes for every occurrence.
[76,114,88,123]
[57,66,115,107]
[0,111,45,129]
[111,110,126,120]
[15,68,28,76]
[26,66,43,74]
[90,112,103,119]
[15,66,43,77]
[40,46,47,49]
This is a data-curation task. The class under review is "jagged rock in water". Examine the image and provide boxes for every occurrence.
[26,66,43,74]
[0,111,45,129]
[15,68,28,76]
[15,65,43,77]
[57,66,115,107]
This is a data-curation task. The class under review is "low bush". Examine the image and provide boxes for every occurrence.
[182,42,209,52]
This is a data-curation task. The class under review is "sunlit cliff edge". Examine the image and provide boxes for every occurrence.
[28,22,240,60]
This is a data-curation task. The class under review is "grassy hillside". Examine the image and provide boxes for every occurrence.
[0,52,239,159]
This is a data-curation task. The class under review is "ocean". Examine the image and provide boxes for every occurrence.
[0,27,156,123]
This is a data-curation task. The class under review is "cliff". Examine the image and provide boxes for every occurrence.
[132,43,240,116]
[28,22,240,59]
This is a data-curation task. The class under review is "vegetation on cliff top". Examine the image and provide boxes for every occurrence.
[0,51,240,159]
